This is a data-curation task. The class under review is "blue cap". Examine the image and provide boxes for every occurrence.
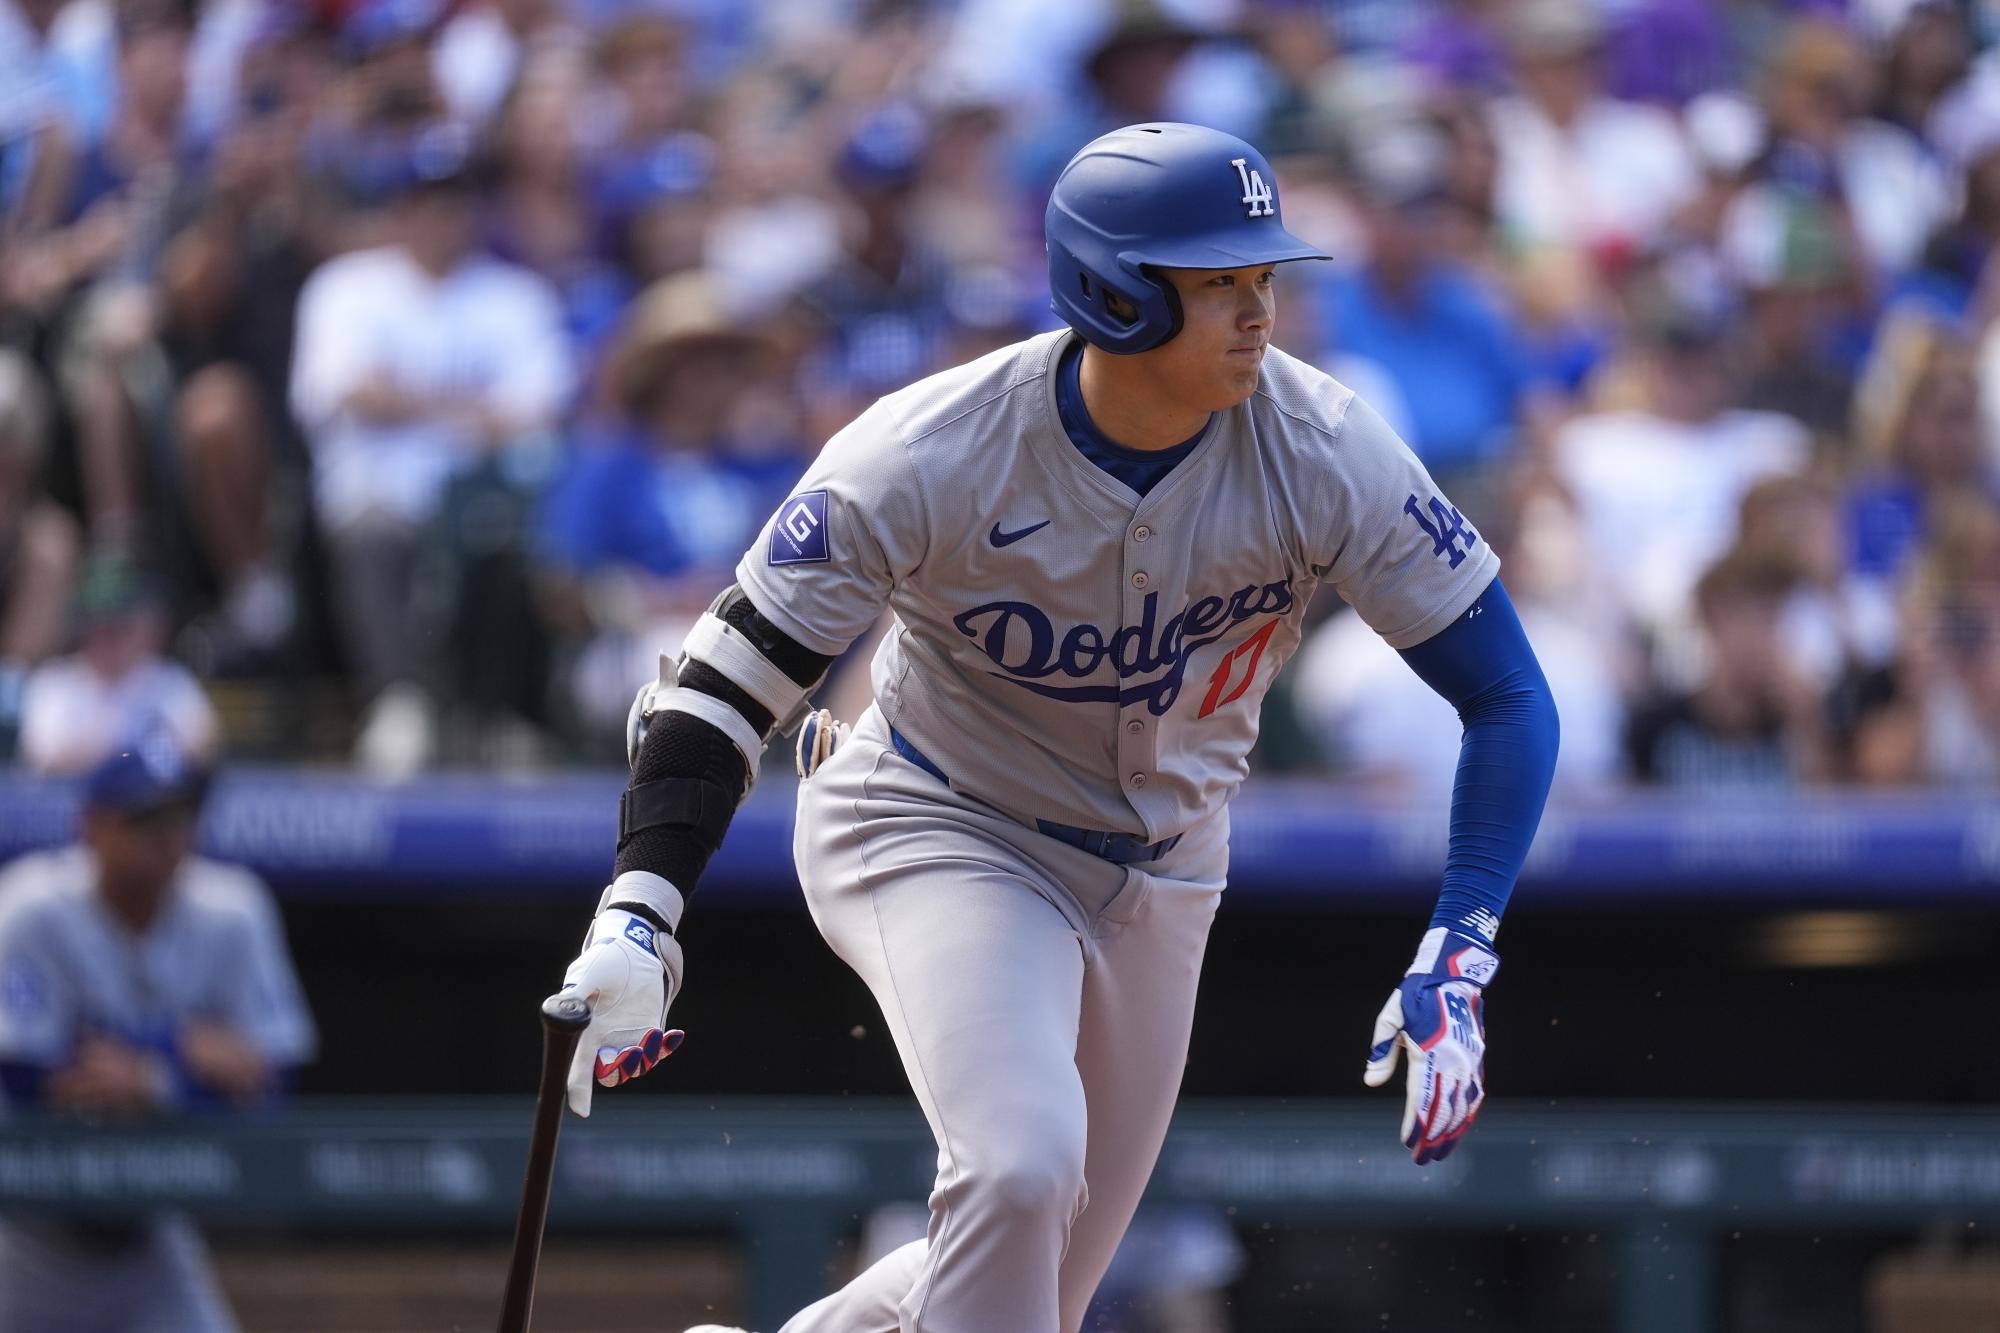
[838,104,929,190]
[83,732,209,816]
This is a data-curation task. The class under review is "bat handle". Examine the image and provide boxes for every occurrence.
[497,993,592,1333]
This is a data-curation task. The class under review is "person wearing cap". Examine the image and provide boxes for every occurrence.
[0,732,316,1333]
[289,123,571,776]
[538,269,800,745]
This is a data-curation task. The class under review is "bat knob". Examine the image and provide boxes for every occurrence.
[542,992,592,1031]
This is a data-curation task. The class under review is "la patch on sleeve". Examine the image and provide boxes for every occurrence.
[769,490,831,565]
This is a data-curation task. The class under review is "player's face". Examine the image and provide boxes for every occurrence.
[1154,265,1277,410]
[83,803,196,904]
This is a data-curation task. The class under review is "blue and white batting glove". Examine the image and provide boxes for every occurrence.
[559,872,686,1117]
[1363,927,1499,1165]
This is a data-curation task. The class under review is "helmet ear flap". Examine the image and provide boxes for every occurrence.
[1047,239,1182,353]
[1137,264,1184,348]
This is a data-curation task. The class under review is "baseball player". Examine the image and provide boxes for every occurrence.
[556,122,1559,1333]
[0,733,318,1333]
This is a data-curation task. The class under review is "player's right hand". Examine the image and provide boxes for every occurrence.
[559,905,685,1117]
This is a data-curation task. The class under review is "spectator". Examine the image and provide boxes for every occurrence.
[0,733,315,1333]
[1487,0,1701,264]
[1317,108,1535,495]
[1849,311,1994,589]
[0,350,78,757]
[17,549,213,775]
[587,13,715,296]
[804,106,960,419]
[589,9,691,163]
[1852,494,2000,784]
[1735,470,1890,684]
[1627,547,1828,788]
[1746,13,1954,279]
[483,55,630,352]
[1722,184,1871,437]
[1907,127,2000,316]
[0,0,78,237]
[1294,470,1624,797]
[1555,275,1809,653]
[305,0,452,214]
[539,270,799,744]
[289,129,569,777]
[16,0,206,552]
[151,18,335,672]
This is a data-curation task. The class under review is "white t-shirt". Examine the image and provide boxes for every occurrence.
[1294,600,1623,798]
[290,246,570,528]
[1555,407,1809,633]
[1489,95,1700,254]
[17,656,217,777]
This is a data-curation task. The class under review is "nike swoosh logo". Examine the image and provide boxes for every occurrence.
[989,520,1051,548]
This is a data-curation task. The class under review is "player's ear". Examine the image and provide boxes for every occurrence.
[1104,290,1138,324]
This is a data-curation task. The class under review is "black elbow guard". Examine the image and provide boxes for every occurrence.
[613,713,749,891]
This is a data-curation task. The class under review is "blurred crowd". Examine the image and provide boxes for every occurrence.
[0,0,1996,791]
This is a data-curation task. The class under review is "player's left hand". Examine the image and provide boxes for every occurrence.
[1363,927,1498,1165]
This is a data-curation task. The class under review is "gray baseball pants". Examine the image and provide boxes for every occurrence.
[779,706,1226,1333]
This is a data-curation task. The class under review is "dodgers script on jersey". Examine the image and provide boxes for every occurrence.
[736,328,1499,843]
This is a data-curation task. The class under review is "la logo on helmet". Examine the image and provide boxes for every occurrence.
[1231,157,1274,218]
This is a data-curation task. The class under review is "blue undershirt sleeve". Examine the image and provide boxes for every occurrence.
[1395,578,1559,942]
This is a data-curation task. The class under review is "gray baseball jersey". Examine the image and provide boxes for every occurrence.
[0,847,315,1333]
[0,846,318,1091]
[737,328,1498,839]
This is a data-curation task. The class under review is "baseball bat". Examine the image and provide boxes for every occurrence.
[497,992,592,1333]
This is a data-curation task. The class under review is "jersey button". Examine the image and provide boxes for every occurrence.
[1132,525,1152,542]
[1131,571,1149,588]
[1125,719,1143,734]
[1129,772,1147,788]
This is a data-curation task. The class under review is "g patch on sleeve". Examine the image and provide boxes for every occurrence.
[768,490,831,566]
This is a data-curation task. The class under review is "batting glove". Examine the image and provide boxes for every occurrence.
[560,872,686,1116]
[795,707,848,778]
[1363,927,1498,1165]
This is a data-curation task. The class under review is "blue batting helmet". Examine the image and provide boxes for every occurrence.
[1046,122,1328,355]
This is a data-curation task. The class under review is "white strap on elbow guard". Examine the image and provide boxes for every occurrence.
[681,612,812,735]
[645,684,767,788]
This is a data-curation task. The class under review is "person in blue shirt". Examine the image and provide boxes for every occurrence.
[1317,125,1534,484]
[539,272,807,742]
